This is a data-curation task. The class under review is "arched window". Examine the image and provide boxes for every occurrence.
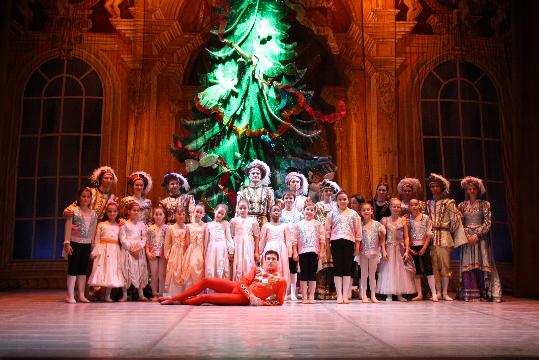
[420,60,511,262]
[15,58,103,260]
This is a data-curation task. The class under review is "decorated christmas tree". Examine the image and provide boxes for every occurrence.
[171,0,345,211]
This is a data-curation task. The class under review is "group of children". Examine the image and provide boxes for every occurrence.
[63,163,502,305]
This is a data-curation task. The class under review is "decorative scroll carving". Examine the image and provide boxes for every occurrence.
[375,71,396,119]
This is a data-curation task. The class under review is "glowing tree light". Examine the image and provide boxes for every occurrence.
[171,0,345,211]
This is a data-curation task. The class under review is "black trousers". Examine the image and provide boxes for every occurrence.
[410,245,433,276]
[289,257,298,274]
[67,242,91,276]
[330,239,355,277]
[299,252,318,281]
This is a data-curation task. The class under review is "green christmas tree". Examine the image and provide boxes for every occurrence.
[171,0,344,211]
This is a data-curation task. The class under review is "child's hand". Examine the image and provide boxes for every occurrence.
[292,253,299,262]
[409,248,417,255]
[249,294,263,306]
[118,218,126,227]
[402,252,410,261]
[383,250,388,261]
[64,243,73,255]
[419,247,426,256]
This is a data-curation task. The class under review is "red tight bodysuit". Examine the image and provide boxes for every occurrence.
[174,278,250,305]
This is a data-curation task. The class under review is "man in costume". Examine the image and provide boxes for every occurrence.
[236,159,275,227]
[160,250,286,306]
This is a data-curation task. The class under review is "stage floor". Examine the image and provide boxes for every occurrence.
[0,290,538,359]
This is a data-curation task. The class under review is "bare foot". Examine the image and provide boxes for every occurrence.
[371,296,380,303]
[431,294,439,302]
[362,297,370,303]
[308,299,316,304]
[397,295,407,302]
[65,298,76,304]
[443,294,453,301]
[343,298,351,304]
[78,296,90,303]
[336,298,344,304]
[411,295,423,301]
[160,299,181,305]
[302,299,309,304]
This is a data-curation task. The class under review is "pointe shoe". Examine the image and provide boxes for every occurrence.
[78,296,90,303]
[411,295,423,301]
[65,298,76,304]
[371,296,380,303]
[443,294,453,301]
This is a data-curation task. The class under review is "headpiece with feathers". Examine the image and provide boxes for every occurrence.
[397,177,422,195]
[128,171,153,195]
[90,166,118,187]
[245,159,271,186]
[460,176,486,195]
[320,179,341,194]
[426,173,450,194]
[285,172,309,196]
[162,172,190,192]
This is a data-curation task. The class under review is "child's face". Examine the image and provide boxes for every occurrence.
[350,198,360,212]
[175,210,186,223]
[79,190,92,207]
[270,206,281,220]
[409,199,420,214]
[303,206,315,219]
[337,193,349,209]
[390,200,401,216]
[194,205,205,221]
[128,205,140,220]
[133,179,145,195]
[238,202,249,217]
[214,207,226,222]
[168,180,180,194]
[283,194,295,207]
[288,177,301,192]
[106,205,118,220]
[360,205,373,219]
[153,208,165,224]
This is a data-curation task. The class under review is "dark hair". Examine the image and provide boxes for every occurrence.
[282,190,296,199]
[264,250,279,261]
[351,194,366,204]
[101,202,120,223]
[152,203,168,222]
[75,187,93,206]
[336,190,349,199]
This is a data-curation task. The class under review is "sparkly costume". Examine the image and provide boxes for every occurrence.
[147,223,169,296]
[359,220,383,259]
[259,223,291,282]
[64,207,98,275]
[181,222,206,288]
[88,221,124,288]
[408,214,434,276]
[295,219,324,281]
[120,220,149,289]
[204,221,235,280]
[230,216,260,282]
[160,194,195,224]
[65,188,116,221]
[236,185,275,227]
[458,200,502,301]
[164,224,188,296]
[165,266,286,306]
[377,217,416,295]
[314,200,337,299]
[426,198,467,280]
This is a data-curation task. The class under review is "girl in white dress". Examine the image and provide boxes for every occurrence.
[259,204,293,284]
[146,204,169,300]
[88,202,124,302]
[230,199,260,281]
[204,204,234,280]
[120,201,149,301]
[164,207,188,297]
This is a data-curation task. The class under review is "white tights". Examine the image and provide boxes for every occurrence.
[149,257,167,297]
[359,254,379,302]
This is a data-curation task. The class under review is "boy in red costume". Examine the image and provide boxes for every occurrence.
[160,250,287,306]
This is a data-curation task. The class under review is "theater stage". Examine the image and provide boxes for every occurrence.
[0,290,538,359]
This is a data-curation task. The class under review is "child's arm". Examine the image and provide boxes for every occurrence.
[63,216,73,257]
[253,220,260,263]
[146,227,155,260]
[225,222,235,261]
[402,219,410,261]
[290,225,298,262]
[318,221,325,259]
[258,224,267,255]
[188,195,196,224]
[420,217,433,256]
[163,227,172,260]
[90,223,102,259]
[325,213,333,260]
[119,225,130,251]
[353,213,362,257]
[380,219,388,260]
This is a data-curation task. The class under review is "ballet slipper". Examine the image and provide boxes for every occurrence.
[78,296,90,303]
[371,296,380,303]
[160,298,181,305]
[308,299,316,304]
[336,298,344,304]
[397,295,407,302]
[411,295,423,301]
[343,297,351,304]
[362,297,370,303]
[302,299,309,304]
[443,294,453,301]
[65,298,76,304]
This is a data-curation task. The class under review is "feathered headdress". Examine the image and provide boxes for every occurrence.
[397,177,422,195]
[320,179,341,194]
[285,171,309,196]
[162,172,190,192]
[245,159,271,186]
[90,166,118,187]
[426,173,450,194]
[460,176,486,195]
[128,171,153,195]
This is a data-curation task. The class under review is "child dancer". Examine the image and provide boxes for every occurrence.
[377,198,416,301]
[182,203,206,289]
[146,204,169,300]
[120,201,149,301]
[260,204,292,286]
[230,199,260,281]
[325,191,362,304]
[295,203,324,304]
[63,187,98,303]
[408,199,437,301]
[88,202,124,302]
[280,190,303,301]
[160,172,195,224]
[205,204,235,280]
[358,202,386,303]
[164,208,188,297]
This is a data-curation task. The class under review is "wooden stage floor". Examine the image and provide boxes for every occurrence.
[0,290,538,359]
